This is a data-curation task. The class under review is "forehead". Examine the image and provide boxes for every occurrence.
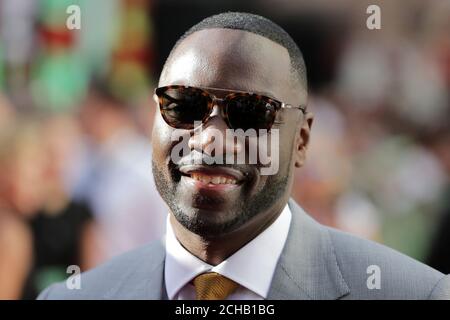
[159,28,295,102]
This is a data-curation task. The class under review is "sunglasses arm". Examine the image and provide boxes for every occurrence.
[282,103,307,113]
[153,93,160,103]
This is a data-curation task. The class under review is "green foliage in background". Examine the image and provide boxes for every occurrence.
[31,52,89,113]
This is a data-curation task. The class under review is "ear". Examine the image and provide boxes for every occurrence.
[153,93,159,105]
[294,111,314,168]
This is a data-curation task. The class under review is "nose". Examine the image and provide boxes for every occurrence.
[188,105,243,158]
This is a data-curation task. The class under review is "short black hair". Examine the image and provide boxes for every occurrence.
[164,12,307,92]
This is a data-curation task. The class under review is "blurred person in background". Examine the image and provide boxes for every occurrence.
[0,120,45,299]
[426,126,450,274]
[421,3,450,270]
[0,116,94,299]
[20,115,94,299]
[312,0,450,259]
[74,81,167,267]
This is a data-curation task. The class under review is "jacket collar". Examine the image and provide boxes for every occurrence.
[103,239,167,299]
[267,199,350,299]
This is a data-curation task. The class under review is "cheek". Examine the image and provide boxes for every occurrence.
[274,127,296,174]
[152,117,175,163]
[254,127,294,173]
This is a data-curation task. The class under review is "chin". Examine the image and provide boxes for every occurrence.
[174,201,243,236]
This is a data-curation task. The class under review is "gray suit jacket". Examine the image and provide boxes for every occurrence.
[38,199,450,299]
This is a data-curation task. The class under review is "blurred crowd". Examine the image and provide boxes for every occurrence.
[0,0,449,299]
[0,84,167,299]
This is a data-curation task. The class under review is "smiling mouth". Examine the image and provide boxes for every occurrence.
[190,173,238,185]
[179,165,245,186]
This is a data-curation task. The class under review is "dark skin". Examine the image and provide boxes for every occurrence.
[152,28,313,265]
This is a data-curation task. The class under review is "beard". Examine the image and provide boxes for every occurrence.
[151,158,290,238]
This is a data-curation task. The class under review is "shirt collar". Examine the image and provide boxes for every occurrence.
[164,205,292,299]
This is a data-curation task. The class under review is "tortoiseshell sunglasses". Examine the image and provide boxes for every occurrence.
[154,85,306,132]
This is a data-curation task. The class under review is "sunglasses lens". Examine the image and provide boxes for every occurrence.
[226,95,278,132]
[158,87,210,129]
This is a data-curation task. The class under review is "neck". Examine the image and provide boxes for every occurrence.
[170,203,285,266]
[43,186,69,215]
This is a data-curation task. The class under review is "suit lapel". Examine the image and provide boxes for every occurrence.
[103,238,167,299]
[267,199,350,300]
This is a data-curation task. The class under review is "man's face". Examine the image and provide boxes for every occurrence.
[152,28,311,237]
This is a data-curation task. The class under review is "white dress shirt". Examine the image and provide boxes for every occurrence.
[164,205,292,300]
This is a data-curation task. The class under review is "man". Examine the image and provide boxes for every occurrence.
[39,12,450,300]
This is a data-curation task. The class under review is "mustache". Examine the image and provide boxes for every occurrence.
[173,151,254,171]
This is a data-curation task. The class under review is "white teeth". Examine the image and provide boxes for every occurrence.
[189,173,237,185]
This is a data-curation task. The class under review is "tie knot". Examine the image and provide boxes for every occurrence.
[193,272,239,300]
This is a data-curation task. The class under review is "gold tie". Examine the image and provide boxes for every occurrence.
[193,272,239,300]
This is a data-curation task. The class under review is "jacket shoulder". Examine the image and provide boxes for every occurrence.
[37,240,166,300]
[326,227,449,299]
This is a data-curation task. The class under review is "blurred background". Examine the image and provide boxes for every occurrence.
[0,0,449,299]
